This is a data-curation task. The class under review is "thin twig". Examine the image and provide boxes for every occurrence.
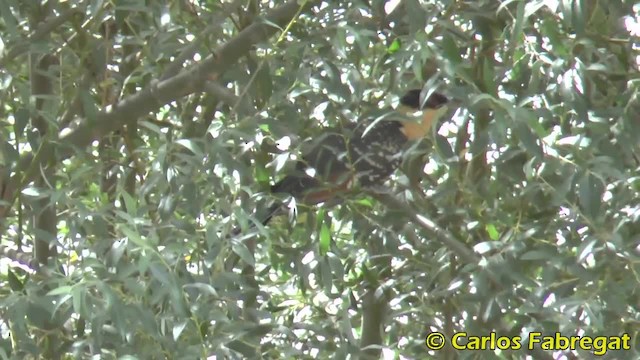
[370,192,478,264]
[0,7,82,68]
[160,0,245,80]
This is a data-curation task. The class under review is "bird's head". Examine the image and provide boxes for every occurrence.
[399,89,449,111]
[397,89,451,140]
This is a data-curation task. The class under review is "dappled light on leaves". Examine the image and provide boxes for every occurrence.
[0,0,639,359]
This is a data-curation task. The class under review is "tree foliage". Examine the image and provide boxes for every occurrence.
[0,0,639,359]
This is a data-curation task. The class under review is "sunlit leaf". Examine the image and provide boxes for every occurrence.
[1,0,637,357]
[387,38,401,54]
[319,221,331,255]
[485,224,499,241]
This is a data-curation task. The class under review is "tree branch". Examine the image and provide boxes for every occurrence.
[160,0,246,80]
[0,7,82,67]
[0,0,318,221]
[203,81,254,116]
[371,192,478,264]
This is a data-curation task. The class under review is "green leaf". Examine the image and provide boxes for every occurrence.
[205,223,221,248]
[468,131,489,156]
[158,194,176,219]
[255,161,270,183]
[514,121,543,159]
[551,168,576,206]
[509,0,525,56]
[119,225,151,249]
[149,263,172,285]
[255,62,273,108]
[7,269,24,292]
[520,248,557,261]
[319,257,333,293]
[0,0,18,36]
[21,187,46,198]
[481,57,496,93]
[541,18,568,57]
[80,90,99,124]
[26,302,52,329]
[173,320,188,341]
[327,253,344,281]
[577,236,597,263]
[485,224,499,241]
[579,173,603,220]
[387,38,401,54]
[72,286,86,317]
[120,191,137,215]
[354,197,374,207]
[441,33,462,65]
[319,221,331,255]
[175,139,203,157]
[14,107,28,137]
[183,283,218,297]
[232,242,255,267]
[572,0,585,34]
[524,0,546,17]
[434,134,454,159]
[47,285,74,296]
[256,16,284,31]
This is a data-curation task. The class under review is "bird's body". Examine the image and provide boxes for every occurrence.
[262,89,450,224]
[270,119,411,205]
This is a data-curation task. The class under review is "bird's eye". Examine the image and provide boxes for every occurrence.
[425,93,449,109]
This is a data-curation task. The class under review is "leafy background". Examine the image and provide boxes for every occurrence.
[0,0,639,359]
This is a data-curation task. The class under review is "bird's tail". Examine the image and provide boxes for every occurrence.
[260,202,285,227]
[229,201,284,237]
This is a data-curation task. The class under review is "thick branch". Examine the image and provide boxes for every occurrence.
[0,0,318,221]
[31,54,59,265]
[203,81,254,116]
[59,0,316,153]
[360,287,388,359]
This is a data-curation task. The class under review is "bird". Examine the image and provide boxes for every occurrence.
[258,88,451,227]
